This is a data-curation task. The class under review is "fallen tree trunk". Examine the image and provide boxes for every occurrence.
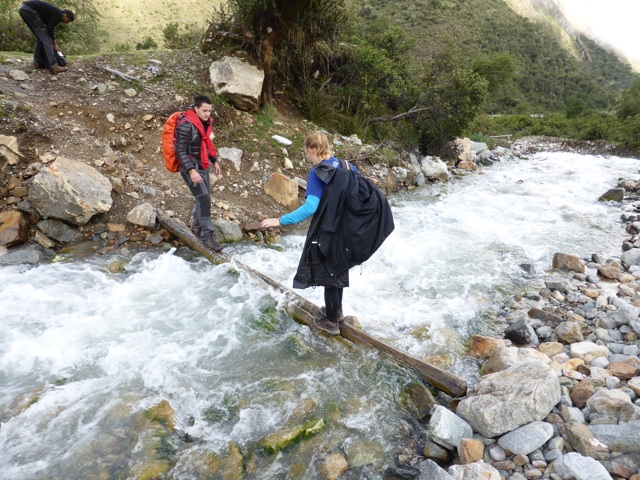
[156,208,467,398]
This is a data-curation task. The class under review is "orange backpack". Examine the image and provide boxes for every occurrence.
[161,111,183,172]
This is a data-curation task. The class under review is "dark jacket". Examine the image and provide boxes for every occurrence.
[174,108,217,171]
[21,1,63,39]
[293,161,395,289]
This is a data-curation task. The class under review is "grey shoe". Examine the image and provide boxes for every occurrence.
[320,306,344,322]
[203,234,223,252]
[314,314,340,336]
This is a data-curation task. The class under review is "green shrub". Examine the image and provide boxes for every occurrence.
[136,36,158,50]
[162,22,203,50]
[617,79,640,120]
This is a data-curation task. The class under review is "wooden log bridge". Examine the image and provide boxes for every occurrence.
[156,208,467,398]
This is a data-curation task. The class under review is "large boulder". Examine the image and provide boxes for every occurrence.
[457,363,561,437]
[420,156,449,182]
[263,173,299,209]
[0,210,30,247]
[209,56,264,112]
[29,157,113,225]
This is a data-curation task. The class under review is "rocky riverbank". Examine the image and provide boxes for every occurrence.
[384,160,640,479]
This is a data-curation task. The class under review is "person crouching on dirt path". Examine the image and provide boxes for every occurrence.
[175,95,223,252]
[19,0,74,75]
[260,132,360,336]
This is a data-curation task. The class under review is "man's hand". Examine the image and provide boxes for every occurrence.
[189,169,203,184]
[214,162,221,176]
[53,41,60,52]
[261,218,280,229]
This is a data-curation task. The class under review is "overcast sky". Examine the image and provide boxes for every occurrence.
[560,0,640,68]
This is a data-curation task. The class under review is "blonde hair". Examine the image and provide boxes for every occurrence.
[305,131,332,159]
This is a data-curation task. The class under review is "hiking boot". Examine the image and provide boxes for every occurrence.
[203,234,223,252]
[191,225,201,237]
[33,60,45,69]
[314,314,340,336]
[50,64,67,75]
[320,306,344,322]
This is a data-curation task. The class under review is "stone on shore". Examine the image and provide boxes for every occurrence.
[29,157,113,225]
[428,405,473,449]
[127,203,156,228]
[212,219,243,243]
[570,341,610,364]
[552,252,585,272]
[480,347,550,375]
[497,421,554,455]
[590,421,640,454]
[0,210,29,247]
[457,363,560,438]
[552,452,612,480]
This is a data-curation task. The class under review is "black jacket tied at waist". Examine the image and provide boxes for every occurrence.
[293,161,395,289]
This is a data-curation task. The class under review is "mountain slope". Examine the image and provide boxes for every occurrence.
[356,0,637,113]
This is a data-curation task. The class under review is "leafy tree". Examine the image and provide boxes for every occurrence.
[471,53,515,94]
[616,79,640,120]
[413,49,489,154]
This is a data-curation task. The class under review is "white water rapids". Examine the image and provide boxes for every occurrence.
[0,152,638,478]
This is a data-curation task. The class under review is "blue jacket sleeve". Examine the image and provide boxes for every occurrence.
[280,195,320,225]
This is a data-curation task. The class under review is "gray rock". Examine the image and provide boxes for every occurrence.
[489,444,506,461]
[621,248,640,267]
[209,56,264,111]
[447,460,501,479]
[218,147,243,172]
[428,405,473,449]
[418,459,453,480]
[590,422,640,455]
[0,247,43,265]
[599,188,624,202]
[457,363,561,438]
[420,156,449,182]
[212,219,243,243]
[497,421,554,455]
[37,219,84,244]
[504,318,539,346]
[552,452,612,480]
[126,203,156,228]
[545,277,574,293]
[29,157,113,225]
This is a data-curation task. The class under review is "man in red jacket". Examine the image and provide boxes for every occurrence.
[19,1,74,75]
[174,95,223,252]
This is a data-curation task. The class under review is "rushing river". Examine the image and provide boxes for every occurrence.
[1,152,639,479]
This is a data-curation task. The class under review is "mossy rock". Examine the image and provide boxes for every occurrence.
[248,304,280,333]
[221,442,244,479]
[145,399,175,431]
[202,398,239,424]
[284,333,315,357]
[258,418,325,454]
[133,460,172,480]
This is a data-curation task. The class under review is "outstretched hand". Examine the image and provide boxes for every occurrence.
[261,218,280,229]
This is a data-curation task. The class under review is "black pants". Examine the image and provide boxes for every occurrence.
[179,166,214,238]
[324,286,343,321]
[19,5,56,68]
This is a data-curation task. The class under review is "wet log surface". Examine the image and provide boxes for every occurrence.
[156,208,467,398]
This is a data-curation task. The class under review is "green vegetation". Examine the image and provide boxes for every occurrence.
[162,22,203,50]
[136,36,158,50]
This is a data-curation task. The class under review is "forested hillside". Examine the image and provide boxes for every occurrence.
[356,0,637,113]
